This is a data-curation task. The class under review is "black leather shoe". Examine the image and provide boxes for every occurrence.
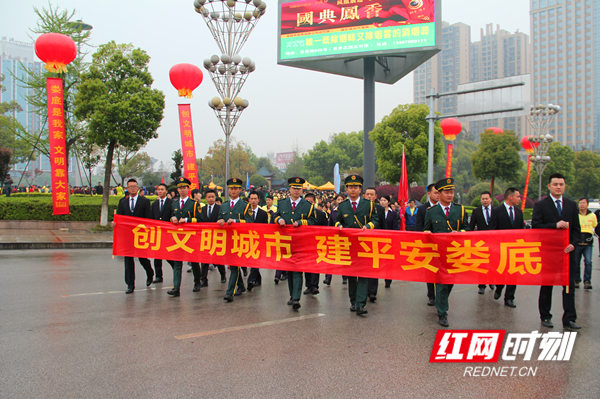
[563,321,581,330]
[427,297,435,306]
[247,282,254,292]
[504,299,516,308]
[193,284,201,292]
[146,277,153,287]
[125,287,134,294]
[152,278,163,284]
[167,289,180,297]
[494,291,501,300]
[541,319,554,328]
[478,287,486,295]
[287,298,293,306]
[311,287,319,295]
[356,306,368,316]
[292,300,301,310]
[369,295,376,303]
[438,316,449,327]
[350,305,356,312]
[323,279,331,286]
[223,294,233,302]
[274,278,279,285]
[303,287,312,295]
[385,281,391,288]
[342,279,347,285]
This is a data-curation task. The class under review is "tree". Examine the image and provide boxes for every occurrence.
[201,138,255,185]
[370,104,444,184]
[284,151,305,179]
[19,5,92,162]
[530,142,575,198]
[0,77,32,162]
[471,131,522,194]
[75,41,165,225]
[249,174,268,188]
[117,152,151,184]
[303,131,363,183]
[0,147,11,184]
[572,151,600,198]
[170,149,183,183]
[450,139,478,195]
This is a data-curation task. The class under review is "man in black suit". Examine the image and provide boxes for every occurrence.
[245,190,269,291]
[415,183,439,306]
[364,187,385,303]
[303,192,328,295]
[469,191,495,295]
[198,189,226,286]
[150,183,174,283]
[489,187,525,308]
[532,173,581,331]
[115,178,154,294]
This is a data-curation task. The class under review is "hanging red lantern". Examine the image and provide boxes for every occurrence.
[169,63,203,98]
[440,118,462,141]
[486,127,504,134]
[520,136,534,153]
[34,33,77,73]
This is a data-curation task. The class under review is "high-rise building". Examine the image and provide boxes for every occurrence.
[531,0,599,152]
[413,21,471,116]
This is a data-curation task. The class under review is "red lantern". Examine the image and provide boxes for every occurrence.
[440,118,462,141]
[34,33,77,73]
[486,127,503,134]
[520,136,534,153]
[169,63,203,98]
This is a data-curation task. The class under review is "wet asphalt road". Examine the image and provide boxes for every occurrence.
[1,248,599,399]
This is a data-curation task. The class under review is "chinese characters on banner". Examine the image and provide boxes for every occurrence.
[177,104,199,191]
[46,77,69,215]
[113,215,569,285]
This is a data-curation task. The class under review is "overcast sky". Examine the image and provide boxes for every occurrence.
[1,0,531,167]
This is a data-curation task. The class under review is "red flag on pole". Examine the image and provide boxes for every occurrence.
[398,145,409,231]
[161,175,165,184]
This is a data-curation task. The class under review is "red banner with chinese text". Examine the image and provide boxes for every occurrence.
[113,215,569,285]
[177,104,199,191]
[46,77,69,215]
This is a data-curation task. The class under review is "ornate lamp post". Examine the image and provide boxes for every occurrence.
[527,104,560,199]
[194,0,266,193]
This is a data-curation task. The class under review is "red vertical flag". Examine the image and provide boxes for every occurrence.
[46,77,69,215]
[398,145,409,231]
[177,104,200,191]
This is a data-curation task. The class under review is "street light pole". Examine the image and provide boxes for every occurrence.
[527,104,560,199]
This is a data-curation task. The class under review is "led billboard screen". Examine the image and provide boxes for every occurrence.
[279,0,436,61]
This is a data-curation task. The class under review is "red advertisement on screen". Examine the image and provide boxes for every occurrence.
[281,0,434,36]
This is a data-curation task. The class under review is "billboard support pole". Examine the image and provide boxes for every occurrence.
[426,88,436,185]
[363,56,376,187]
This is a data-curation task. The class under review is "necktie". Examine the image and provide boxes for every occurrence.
[485,207,490,224]
[445,207,449,218]
[181,199,184,209]
[159,199,163,212]
[352,201,357,212]
[509,206,514,223]
[292,201,296,211]
[231,200,234,210]
[253,210,256,221]
[208,205,211,218]
[130,198,134,213]
[556,200,562,216]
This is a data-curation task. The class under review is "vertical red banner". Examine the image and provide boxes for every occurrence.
[46,77,69,215]
[445,143,453,178]
[177,104,199,191]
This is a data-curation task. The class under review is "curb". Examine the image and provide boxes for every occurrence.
[0,242,113,250]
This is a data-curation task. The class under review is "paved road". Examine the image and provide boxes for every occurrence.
[1,248,599,399]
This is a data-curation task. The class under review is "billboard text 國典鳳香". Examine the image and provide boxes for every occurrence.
[279,0,435,61]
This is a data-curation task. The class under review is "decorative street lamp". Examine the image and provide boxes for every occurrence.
[194,0,266,193]
[527,104,560,199]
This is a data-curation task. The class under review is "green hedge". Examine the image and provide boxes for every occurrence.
[0,195,124,221]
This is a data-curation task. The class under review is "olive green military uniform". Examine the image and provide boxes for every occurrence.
[423,202,468,320]
[335,196,378,309]
[273,196,316,301]
[221,197,251,297]
[170,196,201,291]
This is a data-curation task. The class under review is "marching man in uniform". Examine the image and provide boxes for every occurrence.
[335,174,379,316]
[273,177,317,310]
[424,177,468,327]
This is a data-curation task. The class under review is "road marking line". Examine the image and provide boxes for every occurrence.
[175,313,326,340]
[61,287,170,297]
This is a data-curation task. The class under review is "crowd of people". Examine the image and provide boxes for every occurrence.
[115,172,599,330]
